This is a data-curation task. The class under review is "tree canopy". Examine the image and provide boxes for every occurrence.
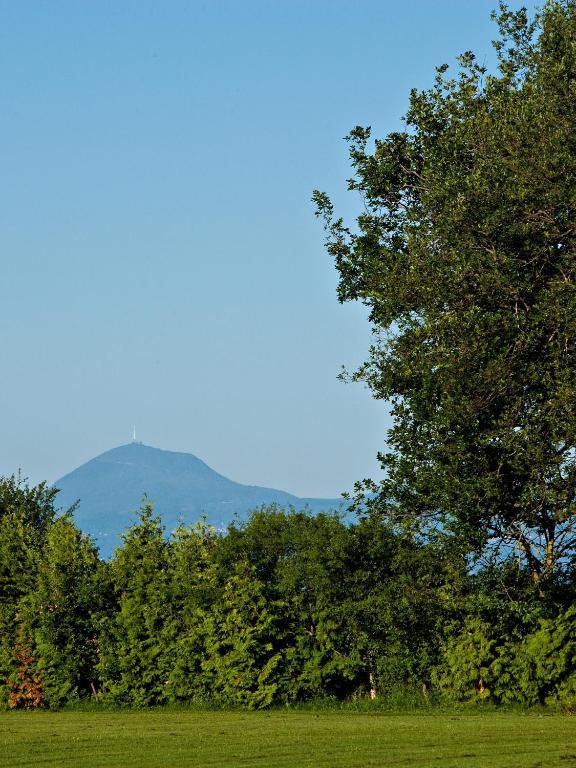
[314,0,576,588]
[1,485,575,709]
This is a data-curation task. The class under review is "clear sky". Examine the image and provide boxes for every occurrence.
[1,0,533,498]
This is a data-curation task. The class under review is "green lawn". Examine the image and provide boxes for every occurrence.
[1,710,576,767]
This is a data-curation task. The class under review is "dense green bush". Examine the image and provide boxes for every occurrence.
[1,481,575,710]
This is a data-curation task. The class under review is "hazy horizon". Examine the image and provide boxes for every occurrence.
[55,438,343,499]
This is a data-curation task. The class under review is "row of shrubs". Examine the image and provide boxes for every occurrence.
[1,476,575,709]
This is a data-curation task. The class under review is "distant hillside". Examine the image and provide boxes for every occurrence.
[54,442,343,557]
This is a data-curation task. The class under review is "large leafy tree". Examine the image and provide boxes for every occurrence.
[314,1,576,588]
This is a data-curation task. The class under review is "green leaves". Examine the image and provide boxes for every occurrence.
[201,561,282,709]
[315,1,576,586]
[32,516,102,706]
[97,503,173,706]
[1,482,575,709]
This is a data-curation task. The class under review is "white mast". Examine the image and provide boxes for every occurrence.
[132,426,136,443]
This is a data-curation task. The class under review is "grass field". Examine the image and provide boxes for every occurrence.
[1,710,576,767]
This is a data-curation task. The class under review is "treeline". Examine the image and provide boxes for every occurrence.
[1,475,575,710]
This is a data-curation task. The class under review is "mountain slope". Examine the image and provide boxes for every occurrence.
[54,443,343,556]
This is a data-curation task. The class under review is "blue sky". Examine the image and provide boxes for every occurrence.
[1,0,532,498]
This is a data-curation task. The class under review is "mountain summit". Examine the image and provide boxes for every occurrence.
[54,443,342,557]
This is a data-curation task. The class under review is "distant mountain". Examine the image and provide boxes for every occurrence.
[54,443,343,557]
